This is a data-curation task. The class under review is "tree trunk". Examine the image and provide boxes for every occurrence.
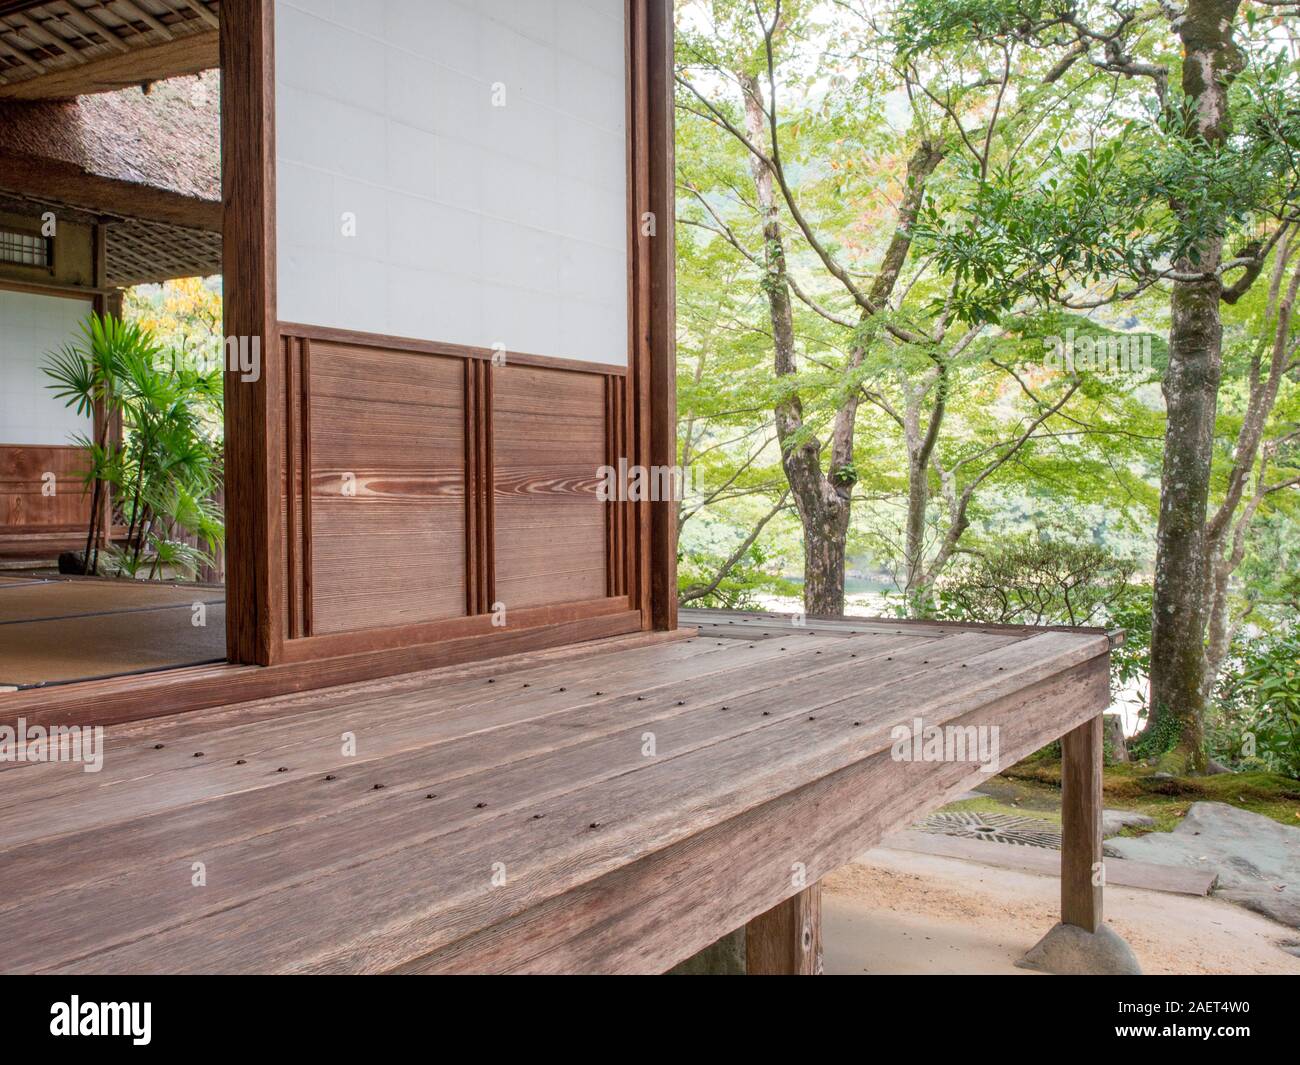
[1147,271,1220,769]
[740,72,851,617]
[1143,0,1243,771]
[803,504,849,616]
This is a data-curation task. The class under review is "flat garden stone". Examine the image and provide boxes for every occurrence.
[1101,808,1156,837]
[1105,801,1300,928]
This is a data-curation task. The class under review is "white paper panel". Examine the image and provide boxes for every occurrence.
[0,289,93,446]
[275,0,628,365]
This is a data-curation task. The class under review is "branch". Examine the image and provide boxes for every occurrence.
[678,490,792,604]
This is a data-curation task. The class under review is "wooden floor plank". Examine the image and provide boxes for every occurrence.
[0,633,933,898]
[30,631,1106,974]
[0,634,757,817]
[405,657,1110,974]
[5,635,963,970]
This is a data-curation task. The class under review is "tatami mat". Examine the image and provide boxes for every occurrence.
[0,580,224,625]
[0,579,226,687]
[0,603,227,687]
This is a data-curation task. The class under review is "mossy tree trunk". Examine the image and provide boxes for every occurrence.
[1144,0,1244,772]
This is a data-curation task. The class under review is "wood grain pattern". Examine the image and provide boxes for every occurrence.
[464,357,496,615]
[408,655,1111,974]
[221,0,281,665]
[493,365,607,609]
[0,445,93,536]
[746,883,823,975]
[1060,714,1104,932]
[306,340,466,634]
[0,612,1111,975]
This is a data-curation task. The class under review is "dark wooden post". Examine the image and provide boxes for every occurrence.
[746,883,823,975]
[221,0,283,665]
[1060,714,1103,933]
[646,0,677,634]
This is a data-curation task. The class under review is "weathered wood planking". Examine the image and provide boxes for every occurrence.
[407,656,1110,974]
[0,607,659,732]
[0,612,1111,975]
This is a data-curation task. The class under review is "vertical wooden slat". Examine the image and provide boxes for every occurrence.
[604,374,615,597]
[480,361,488,611]
[464,357,496,616]
[283,335,298,639]
[464,359,479,616]
[627,0,653,627]
[617,375,629,597]
[1060,714,1104,933]
[746,883,823,975]
[221,0,282,665]
[646,0,678,631]
[481,359,496,611]
[299,337,313,637]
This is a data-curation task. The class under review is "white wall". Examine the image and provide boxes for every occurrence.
[0,289,93,446]
[275,0,628,365]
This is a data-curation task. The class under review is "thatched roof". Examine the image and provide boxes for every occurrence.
[0,69,220,285]
[0,69,219,202]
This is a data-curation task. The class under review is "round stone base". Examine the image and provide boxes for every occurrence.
[1016,922,1142,975]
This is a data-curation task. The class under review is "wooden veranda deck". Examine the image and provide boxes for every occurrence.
[0,609,1116,974]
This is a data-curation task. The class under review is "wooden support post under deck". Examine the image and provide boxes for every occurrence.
[745,883,823,975]
[1060,714,1103,933]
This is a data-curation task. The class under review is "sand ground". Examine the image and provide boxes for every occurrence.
[825,847,1300,975]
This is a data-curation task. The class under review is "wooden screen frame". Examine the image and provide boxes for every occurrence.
[0,1,677,730]
[222,0,677,668]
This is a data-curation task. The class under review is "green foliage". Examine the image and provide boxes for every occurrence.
[932,534,1136,626]
[893,0,1055,59]
[673,0,1298,764]
[43,313,224,580]
[1212,630,1300,779]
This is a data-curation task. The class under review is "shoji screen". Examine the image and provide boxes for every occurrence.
[0,289,92,446]
[274,0,628,366]
[273,0,632,642]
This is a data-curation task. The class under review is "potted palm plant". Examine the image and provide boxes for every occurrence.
[43,312,224,580]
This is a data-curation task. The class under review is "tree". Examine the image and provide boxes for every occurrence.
[676,0,1084,614]
[1203,235,1300,686]
[893,0,1300,768]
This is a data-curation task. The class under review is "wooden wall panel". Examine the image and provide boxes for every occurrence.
[0,446,91,535]
[493,365,607,610]
[305,341,467,634]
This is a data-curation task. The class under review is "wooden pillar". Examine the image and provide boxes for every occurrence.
[1060,714,1103,933]
[221,0,282,665]
[746,883,823,975]
[646,0,677,633]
